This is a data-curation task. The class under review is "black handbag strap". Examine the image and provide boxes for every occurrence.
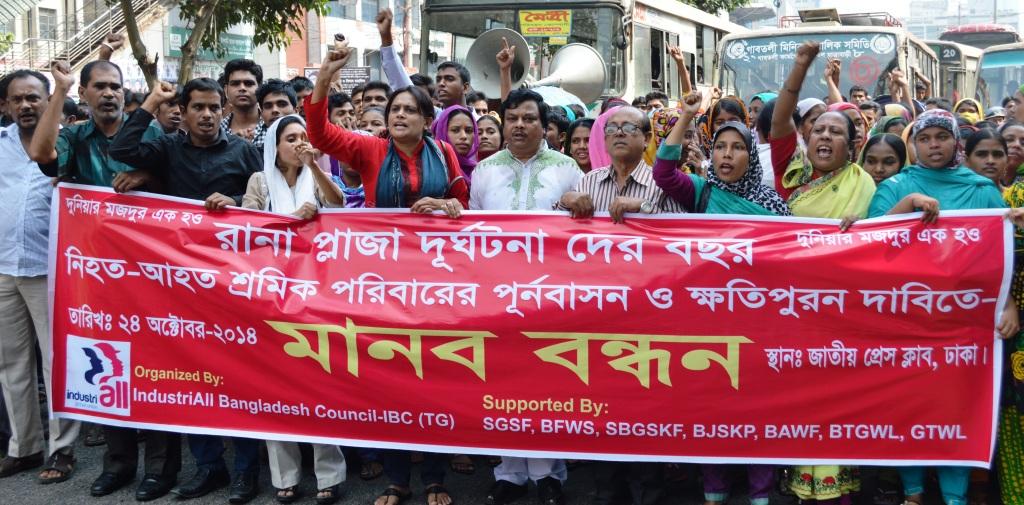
[695,180,712,214]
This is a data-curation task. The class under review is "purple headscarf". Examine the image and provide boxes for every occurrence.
[431,105,479,179]
[588,106,621,169]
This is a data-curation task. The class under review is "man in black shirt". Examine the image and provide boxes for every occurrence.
[110,78,260,210]
[109,78,263,503]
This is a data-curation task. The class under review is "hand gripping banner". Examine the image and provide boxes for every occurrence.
[49,184,1010,467]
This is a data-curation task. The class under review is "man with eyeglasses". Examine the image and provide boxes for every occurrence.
[218,59,265,145]
[559,105,685,223]
[469,89,580,505]
[558,106,682,503]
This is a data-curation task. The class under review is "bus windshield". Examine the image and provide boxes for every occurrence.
[940,32,1020,50]
[428,7,625,97]
[978,49,1024,107]
[720,32,899,102]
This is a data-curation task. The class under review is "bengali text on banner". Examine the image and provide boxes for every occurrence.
[48,184,1010,467]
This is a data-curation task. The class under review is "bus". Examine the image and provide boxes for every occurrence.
[940,24,1021,50]
[718,14,939,104]
[417,0,747,103]
[976,42,1024,109]
[926,40,982,102]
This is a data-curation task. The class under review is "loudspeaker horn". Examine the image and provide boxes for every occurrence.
[466,28,531,99]
[529,43,607,104]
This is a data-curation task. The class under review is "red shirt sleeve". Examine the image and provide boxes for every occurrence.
[769,131,798,199]
[304,94,385,179]
[440,141,470,208]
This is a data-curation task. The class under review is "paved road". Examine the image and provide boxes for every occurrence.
[0,428,797,504]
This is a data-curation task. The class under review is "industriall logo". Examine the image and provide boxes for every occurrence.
[65,335,131,416]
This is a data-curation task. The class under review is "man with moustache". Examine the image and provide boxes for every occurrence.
[0,69,81,485]
[110,79,262,502]
[28,60,179,501]
[28,60,162,190]
[469,89,581,505]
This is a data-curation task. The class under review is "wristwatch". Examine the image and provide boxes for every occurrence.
[640,200,654,214]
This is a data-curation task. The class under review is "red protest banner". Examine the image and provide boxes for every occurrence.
[49,184,1009,467]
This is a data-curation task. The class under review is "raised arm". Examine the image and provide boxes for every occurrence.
[376,9,414,90]
[27,61,73,169]
[496,37,515,102]
[824,59,843,105]
[914,68,932,101]
[109,82,175,171]
[652,92,703,211]
[308,43,381,172]
[667,46,692,95]
[891,69,916,119]
[772,41,819,141]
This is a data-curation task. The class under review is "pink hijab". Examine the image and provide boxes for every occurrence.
[588,106,621,169]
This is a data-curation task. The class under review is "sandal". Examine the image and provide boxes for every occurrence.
[360,460,383,480]
[0,452,43,478]
[449,455,475,475]
[37,451,74,484]
[374,486,411,505]
[425,484,453,505]
[316,483,341,505]
[275,485,302,504]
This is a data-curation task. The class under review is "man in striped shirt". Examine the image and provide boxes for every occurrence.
[558,106,686,221]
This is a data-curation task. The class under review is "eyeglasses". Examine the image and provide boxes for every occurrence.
[604,123,642,135]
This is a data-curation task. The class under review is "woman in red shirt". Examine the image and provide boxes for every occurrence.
[306,54,468,214]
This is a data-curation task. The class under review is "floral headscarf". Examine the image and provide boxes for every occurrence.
[702,96,748,151]
[642,108,681,166]
[431,105,479,178]
[709,121,791,216]
[910,109,962,168]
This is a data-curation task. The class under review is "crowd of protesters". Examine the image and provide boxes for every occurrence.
[3,9,1024,505]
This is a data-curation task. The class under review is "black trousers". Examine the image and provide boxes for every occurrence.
[592,462,665,505]
[102,427,181,479]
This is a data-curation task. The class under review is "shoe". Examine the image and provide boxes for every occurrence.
[90,471,134,497]
[171,467,229,499]
[485,480,528,505]
[135,473,175,501]
[0,452,43,478]
[228,471,259,504]
[537,477,564,505]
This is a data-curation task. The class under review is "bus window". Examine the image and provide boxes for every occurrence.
[666,32,681,97]
[699,25,714,85]
[633,23,652,98]
[651,27,665,91]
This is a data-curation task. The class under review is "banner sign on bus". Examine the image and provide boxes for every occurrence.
[49,185,1007,466]
[519,10,572,37]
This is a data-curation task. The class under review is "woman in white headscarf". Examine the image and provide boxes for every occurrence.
[242,114,345,217]
[243,114,346,503]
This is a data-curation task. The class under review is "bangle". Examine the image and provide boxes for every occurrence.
[100,42,114,52]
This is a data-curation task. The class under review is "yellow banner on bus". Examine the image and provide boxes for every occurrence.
[519,10,572,37]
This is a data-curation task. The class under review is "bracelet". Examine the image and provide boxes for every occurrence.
[100,42,115,52]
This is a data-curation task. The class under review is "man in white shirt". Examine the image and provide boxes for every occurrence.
[469,89,581,505]
[0,70,81,484]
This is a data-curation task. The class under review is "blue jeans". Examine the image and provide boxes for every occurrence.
[898,466,970,505]
[188,435,260,475]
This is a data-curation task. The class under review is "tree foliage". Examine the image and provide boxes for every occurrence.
[679,0,750,14]
[119,0,330,88]
[0,32,13,54]
[175,0,330,82]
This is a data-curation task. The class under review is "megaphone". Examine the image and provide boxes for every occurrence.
[467,29,608,105]
[466,28,531,98]
[532,43,606,104]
